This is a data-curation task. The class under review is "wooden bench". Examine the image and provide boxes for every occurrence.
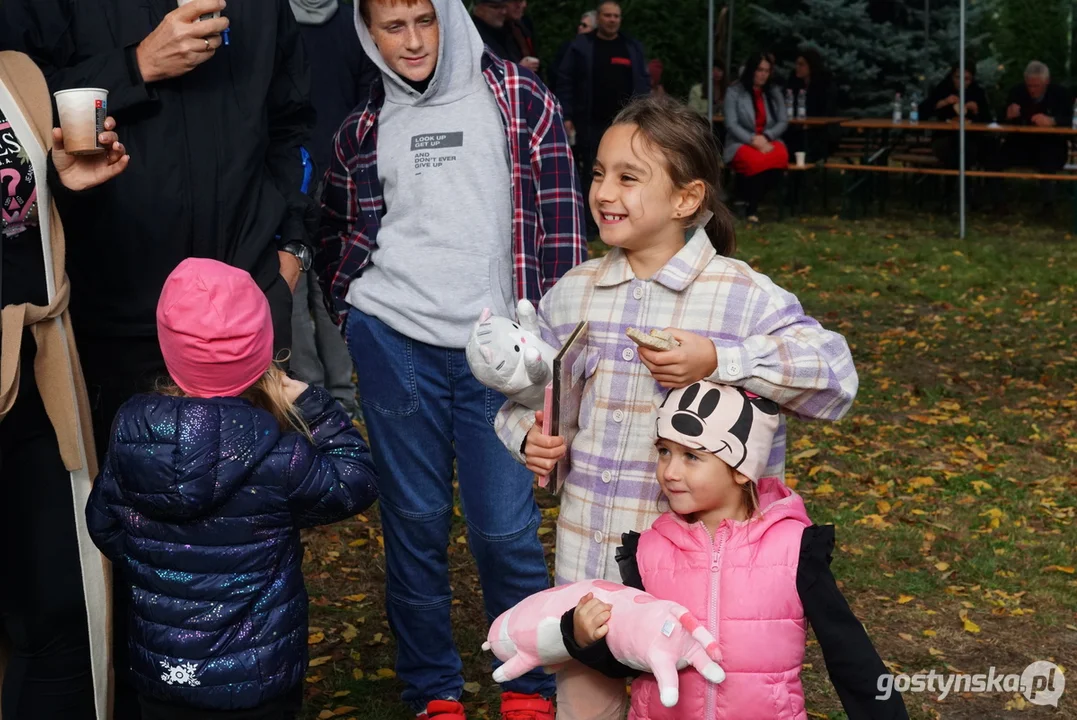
[824,162,1077,229]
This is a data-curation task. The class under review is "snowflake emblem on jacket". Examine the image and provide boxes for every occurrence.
[160,660,201,686]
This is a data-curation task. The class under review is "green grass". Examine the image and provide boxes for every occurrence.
[298,213,1076,719]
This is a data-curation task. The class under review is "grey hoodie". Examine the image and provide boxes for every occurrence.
[345,0,514,349]
[289,0,337,25]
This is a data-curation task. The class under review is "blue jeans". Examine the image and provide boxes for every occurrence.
[346,310,555,711]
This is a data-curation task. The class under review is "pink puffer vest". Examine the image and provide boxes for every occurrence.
[630,477,811,720]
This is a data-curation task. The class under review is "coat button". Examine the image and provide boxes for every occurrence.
[612,409,624,423]
[728,363,741,375]
[601,470,612,483]
[622,347,635,361]
[633,286,644,300]
[593,531,603,543]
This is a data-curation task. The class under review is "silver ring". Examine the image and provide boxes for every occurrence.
[204,38,211,51]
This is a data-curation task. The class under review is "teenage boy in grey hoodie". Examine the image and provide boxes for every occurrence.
[314,0,585,718]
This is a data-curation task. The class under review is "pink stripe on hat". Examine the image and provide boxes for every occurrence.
[156,258,274,398]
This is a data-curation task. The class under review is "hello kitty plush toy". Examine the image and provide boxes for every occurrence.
[483,579,726,708]
[465,300,557,410]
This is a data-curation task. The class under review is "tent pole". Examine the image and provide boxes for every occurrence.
[725,0,734,88]
[959,0,966,239]
[708,0,715,122]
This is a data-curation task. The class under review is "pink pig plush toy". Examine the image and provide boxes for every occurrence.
[482,579,725,707]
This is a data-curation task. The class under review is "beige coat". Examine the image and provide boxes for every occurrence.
[0,50,112,720]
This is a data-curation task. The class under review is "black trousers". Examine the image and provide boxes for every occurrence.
[138,685,302,720]
[738,169,779,216]
[76,274,294,720]
[0,333,96,720]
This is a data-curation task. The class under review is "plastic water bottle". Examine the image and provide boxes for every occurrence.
[1071,100,1077,130]
[797,88,807,119]
[892,93,903,123]
[785,89,794,118]
[909,92,920,125]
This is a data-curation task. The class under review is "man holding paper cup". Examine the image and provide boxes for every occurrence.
[7,0,315,453]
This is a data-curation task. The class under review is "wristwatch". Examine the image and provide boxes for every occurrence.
[282,242,312,272]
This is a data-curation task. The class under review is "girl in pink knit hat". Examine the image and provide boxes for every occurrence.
[86,258,379,719]
[558,381,907,720]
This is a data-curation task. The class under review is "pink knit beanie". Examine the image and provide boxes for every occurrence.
[156,258,274,398]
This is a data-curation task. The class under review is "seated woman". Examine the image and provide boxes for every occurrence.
[785,48,838,160]
[724,52,788,223]
[920,64,992,168]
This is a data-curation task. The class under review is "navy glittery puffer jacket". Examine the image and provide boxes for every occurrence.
[86,385,378,710]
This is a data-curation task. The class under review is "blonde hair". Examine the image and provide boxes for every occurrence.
[158,364,312,441]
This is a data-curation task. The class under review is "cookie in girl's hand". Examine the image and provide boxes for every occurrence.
[626,327,680,352]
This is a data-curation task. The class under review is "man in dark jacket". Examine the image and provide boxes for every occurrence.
[556,0,649,217]
[998,60,1071,173]
[471,0,518,62]
[550,10,595,98]
[7,0,315,460]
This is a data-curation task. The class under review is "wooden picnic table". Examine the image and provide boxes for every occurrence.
[841,118,1077,135]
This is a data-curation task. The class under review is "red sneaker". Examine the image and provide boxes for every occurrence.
[500,692,555,720]
[418,699,467,720]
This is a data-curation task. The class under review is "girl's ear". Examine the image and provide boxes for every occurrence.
[733,471,753,487]
[673,179,706,222]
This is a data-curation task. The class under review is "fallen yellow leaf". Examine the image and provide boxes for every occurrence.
[343,594,367,603]
[352,668,364,680]
[792,448,820,462]
[308,632,325,645]
[1043,565,1075,574]
[935,562,950,572]
[309,656,332,667]
[907,476,935,490]
[814,482,835,496]
[332,691,351,698]
[376,668,396,679]
[463,681,482,694]
[341,622,358,643]
[923,629,937,637]
[897,595,915,604]
[959,609,981,633]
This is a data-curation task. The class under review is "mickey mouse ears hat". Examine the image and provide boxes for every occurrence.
[656,381,781,482]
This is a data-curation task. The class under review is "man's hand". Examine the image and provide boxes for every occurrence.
[52,117,129,191]
[1030,113,1056,127]
[136,0,229,84]
[939,94,959,109]
[520,56,541,72]
[1006,103,1022,120]
[965,101,979,115]
[573,593,612,649]
[638,328,718,389]
[523,410,566,476]
[278,251,302,293]
[750,134,768,151]
[564,120,575,136]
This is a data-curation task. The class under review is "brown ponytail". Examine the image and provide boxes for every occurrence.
[611,95,737,256]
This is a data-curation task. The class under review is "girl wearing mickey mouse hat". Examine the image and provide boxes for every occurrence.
[560,381,908,720]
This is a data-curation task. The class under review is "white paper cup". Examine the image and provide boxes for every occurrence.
[54,88,108,155]
[177,0,220,20]
[795,151,806,167]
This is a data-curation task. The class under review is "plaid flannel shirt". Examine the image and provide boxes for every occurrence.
[496,229,859,584]
[314,52,586,324]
